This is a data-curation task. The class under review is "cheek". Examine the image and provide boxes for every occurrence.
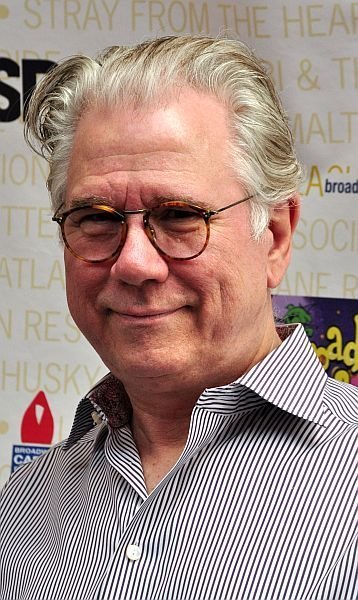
[64,255,102,316]
[204,238,270,308]
[179,259,240,324]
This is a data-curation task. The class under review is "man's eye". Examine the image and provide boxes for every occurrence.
[156,207,198,221]
[69,208,119,226]
[78,212,115,224]
[150,206,202,236]
[65,209,122,238]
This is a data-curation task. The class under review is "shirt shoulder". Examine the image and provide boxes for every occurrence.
[323,377,358,425]
[0,424,107,504]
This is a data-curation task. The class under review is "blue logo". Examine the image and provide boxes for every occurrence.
[11,444,50,472]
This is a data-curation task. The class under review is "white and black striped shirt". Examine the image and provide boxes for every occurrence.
[1,325,357,600]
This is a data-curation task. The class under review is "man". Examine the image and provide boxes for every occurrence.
[1,36,356,599]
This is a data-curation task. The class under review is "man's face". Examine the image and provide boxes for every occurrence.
[64,89,294,395]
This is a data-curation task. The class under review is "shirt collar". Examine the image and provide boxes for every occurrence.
[195,324,327,426]
[65,374,131,449]
[237,323,327,424]
[65,324,327,449]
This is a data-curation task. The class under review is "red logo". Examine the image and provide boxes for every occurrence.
[20,391,54,444]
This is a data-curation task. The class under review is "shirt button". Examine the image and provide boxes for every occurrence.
[126,544,142,561]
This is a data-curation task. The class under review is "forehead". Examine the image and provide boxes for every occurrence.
[75,88,230,151]
[66,89,236,203]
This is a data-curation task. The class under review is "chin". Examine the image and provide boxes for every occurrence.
[103,350,175,377]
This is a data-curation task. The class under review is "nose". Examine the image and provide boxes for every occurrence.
[110,217,169,286]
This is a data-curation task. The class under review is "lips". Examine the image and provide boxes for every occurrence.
[116,308,180,318]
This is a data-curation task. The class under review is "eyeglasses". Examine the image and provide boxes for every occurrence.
[52,195,254,263]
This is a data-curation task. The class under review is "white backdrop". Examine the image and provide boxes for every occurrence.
[0,0,357,485]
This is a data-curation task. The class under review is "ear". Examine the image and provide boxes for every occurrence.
[266,194,300,289]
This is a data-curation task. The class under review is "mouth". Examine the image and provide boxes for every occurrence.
[112,308,182,321]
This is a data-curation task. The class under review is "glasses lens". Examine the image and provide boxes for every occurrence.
[149,203,207,259]
[63,206,123,261]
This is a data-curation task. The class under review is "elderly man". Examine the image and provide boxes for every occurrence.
[1,36,356,600]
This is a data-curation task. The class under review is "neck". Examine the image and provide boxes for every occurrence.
[115,316,281,492]
[130,399,192,493]
[120,318,282,446]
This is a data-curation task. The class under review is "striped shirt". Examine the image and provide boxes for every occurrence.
[1,324,357,600]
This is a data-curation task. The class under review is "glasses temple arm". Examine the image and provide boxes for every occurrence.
[209,194,255,216]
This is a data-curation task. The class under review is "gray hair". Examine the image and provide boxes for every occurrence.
[25,35,302,238]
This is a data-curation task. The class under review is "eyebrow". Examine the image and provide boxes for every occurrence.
[151,194,209,210]
[69,197,113,209]
[69,195,210,211]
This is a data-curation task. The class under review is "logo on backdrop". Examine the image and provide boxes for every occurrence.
[11,390,54,472]
[303,164,357,196]
[0,58,56,121]
[274,296,358,386]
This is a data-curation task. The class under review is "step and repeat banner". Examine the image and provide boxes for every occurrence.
[0,1,357,484]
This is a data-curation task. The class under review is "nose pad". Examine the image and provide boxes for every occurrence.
[147,222,157,242]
